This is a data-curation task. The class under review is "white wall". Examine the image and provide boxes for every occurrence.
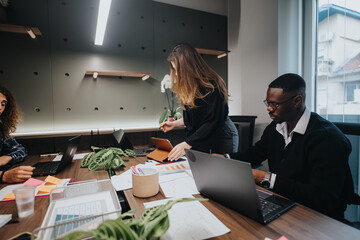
[228,0,278,124]
[278,0,302,75]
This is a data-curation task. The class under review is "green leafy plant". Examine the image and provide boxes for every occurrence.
[81,146,136,176]
[58,198,207,240]
[159,106,183,124]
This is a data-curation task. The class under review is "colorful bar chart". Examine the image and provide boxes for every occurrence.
[155,162,190,174]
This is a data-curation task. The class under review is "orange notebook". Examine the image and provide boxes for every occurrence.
[146,137,173,162]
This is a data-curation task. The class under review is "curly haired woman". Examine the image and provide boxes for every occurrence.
[0,85,33,183]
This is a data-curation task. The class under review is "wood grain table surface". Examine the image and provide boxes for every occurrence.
[0,154,359,240]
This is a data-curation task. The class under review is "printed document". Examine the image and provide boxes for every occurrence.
[144,197,230,240]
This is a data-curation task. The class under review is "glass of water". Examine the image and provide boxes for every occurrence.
[13,185,36,218]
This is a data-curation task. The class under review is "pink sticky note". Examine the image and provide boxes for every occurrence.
[278,236,289,240]
[24,178,45,186]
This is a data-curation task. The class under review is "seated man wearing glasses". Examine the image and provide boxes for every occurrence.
[222,73,359,221]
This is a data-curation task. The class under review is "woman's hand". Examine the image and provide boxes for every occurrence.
[168,141,192,161]
[159,118,184,133]
[159,121,176,133]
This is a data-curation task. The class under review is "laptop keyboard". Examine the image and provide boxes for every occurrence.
[33,162,59,175]
[259,198,281,216]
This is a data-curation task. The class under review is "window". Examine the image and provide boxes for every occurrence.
[346,83,360,102]
[315,0,360,222]
[316,0,360,116]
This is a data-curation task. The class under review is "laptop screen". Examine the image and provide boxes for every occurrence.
[112,129,134,150]
[58,135,81,170]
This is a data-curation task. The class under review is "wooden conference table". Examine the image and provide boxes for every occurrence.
[0,154,359,239]
[0,155,109,239]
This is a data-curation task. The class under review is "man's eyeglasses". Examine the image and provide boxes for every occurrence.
[263,95,298,110]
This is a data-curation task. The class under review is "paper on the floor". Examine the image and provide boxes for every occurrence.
[144,197,230,240]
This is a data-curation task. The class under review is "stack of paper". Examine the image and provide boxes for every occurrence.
[0,214,12,229]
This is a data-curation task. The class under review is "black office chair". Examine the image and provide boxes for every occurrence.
[229,115,257,152]
[334,122,360,135]
[333,122,360,229]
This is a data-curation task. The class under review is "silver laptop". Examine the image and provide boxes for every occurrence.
[185,149,295,224]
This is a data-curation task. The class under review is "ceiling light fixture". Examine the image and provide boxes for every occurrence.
[217,52,227,59]
[142,74,150,81]
[94,0,112,45]
[25,28,36,39]
[93,72,98,79]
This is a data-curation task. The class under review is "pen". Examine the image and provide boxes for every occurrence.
[131,166,139,175]
[138,168,145,175]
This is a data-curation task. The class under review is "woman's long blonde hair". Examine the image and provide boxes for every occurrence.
[0,85,21,138]
[167,43,228,109]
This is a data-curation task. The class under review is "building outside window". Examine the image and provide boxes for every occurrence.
[316,0,360,222]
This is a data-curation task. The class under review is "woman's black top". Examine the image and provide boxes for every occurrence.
[183,87,228,153]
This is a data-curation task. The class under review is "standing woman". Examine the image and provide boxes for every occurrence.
[0,85,33,183]
[160,43,238,160]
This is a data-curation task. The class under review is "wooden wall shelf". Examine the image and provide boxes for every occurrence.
[195,48,230,58]
[0,23,42,37]
[85,70,151,80]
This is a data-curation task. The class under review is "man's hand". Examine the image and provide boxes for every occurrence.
[168,141,191,161]
[2,166,34,183]
[0,156,12,166]
[252,169,267,183]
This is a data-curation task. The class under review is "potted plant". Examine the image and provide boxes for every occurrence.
[159,74,183,123]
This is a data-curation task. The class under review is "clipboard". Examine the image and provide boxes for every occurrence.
[146,137,173,162]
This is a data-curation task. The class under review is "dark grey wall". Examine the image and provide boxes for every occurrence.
[0,0,227,133]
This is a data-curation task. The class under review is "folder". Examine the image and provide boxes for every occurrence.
[146,137,173,162]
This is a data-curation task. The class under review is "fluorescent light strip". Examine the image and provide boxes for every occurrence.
[94,0,112,45]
